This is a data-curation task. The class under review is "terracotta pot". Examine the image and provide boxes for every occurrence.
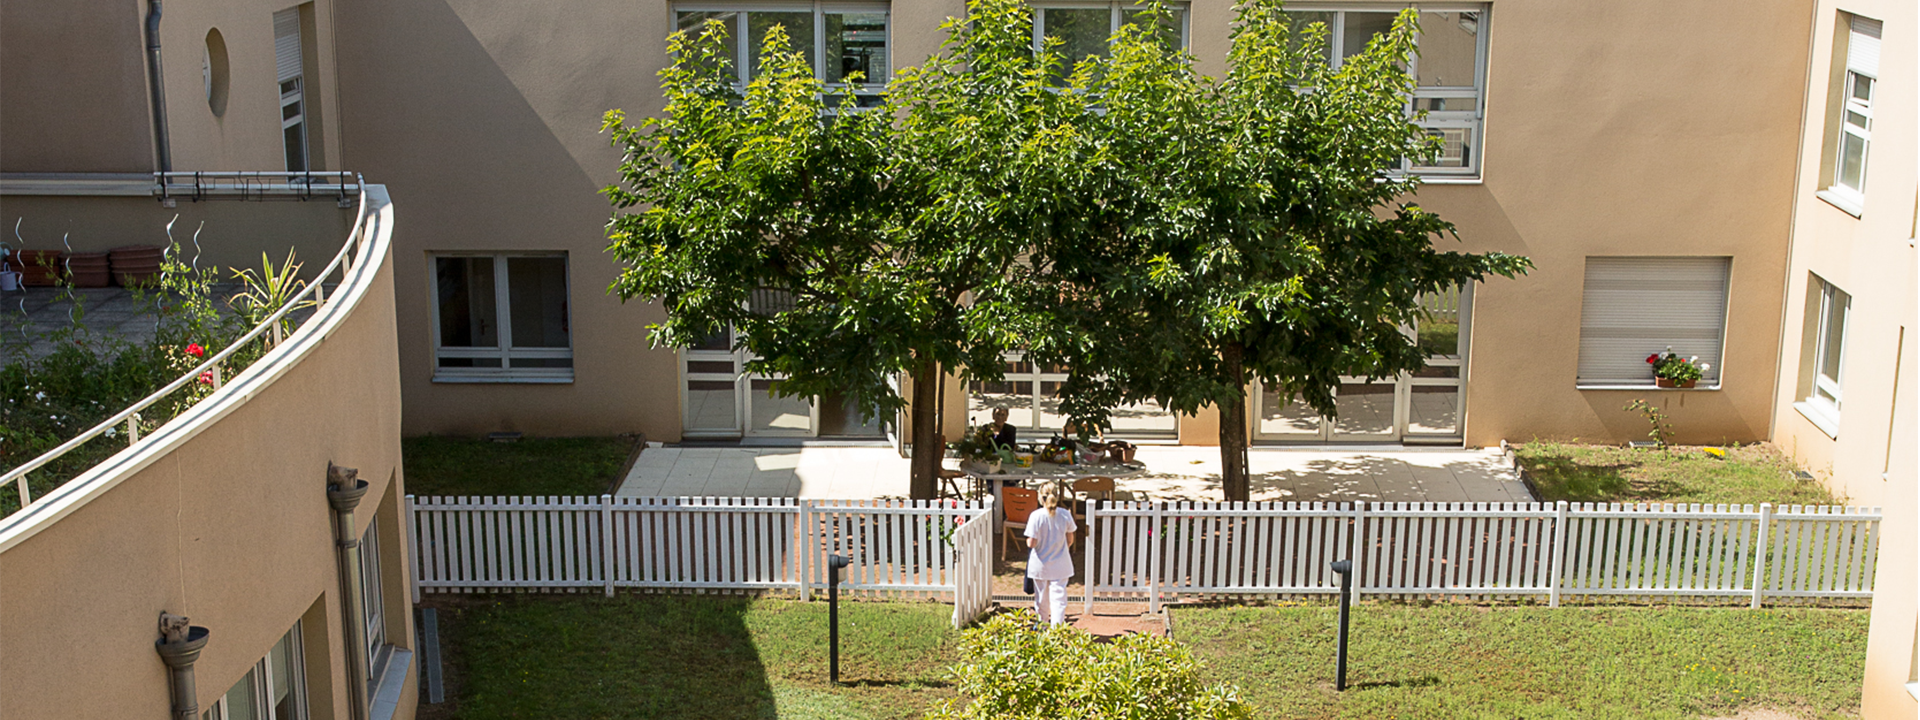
[1655,377,1697,389]
[17,250,63,286]
[70,270,113,288]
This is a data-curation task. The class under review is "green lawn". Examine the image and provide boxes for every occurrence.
[1177,603,1868,720]
[427,595,958,720]
[1514,441,1838,506]
[402,436,636,497]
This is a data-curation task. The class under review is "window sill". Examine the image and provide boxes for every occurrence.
[1575,383,1721,391]
[1793,400,1841,439]
[1815,189,1864,218]
[1906,681,1919,702]
[369,646,413,720]
[432,374,574,384]
[1417,175,1483,186]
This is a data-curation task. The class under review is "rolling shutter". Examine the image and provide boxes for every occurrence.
[274,9,303,83]
[1577,257,1731,385]
[1848,15,1881,77]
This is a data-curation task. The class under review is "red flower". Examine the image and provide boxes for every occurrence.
[197,371,214,386]
[185,343,205,358]
[1645,353,1660,364]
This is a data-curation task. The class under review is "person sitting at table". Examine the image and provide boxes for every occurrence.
[990,405,1018,450]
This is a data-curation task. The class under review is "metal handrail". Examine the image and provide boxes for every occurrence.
[155,171,361,203]
[3,173,371,509]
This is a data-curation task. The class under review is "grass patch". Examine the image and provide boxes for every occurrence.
[428,594,958,720]
[1515,441,1837,506]
[402,436,634,496]
[1177,603,1867,720]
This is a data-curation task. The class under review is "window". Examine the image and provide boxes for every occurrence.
[1286,5,1489,176]
[273,8,309,173]
[1794,275,1850,435]
[1820,14,1880,215]
[205,29,230,117]
[1576,257,1731,388]
[359,519,390,692]
[1031,2,1189,80]
[432,253,574,382]
[202,623,306,720]
[674,2,889,106]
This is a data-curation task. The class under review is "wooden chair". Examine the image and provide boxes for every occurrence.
[1069,477,1116,525]
[936,468,969,500]
[1000,486,1040,560]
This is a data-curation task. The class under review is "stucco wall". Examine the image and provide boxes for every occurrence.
[1764,0,1917,714]
[160,0,347,173]
[0,0,155,173]
[0,195,350,280]
[0,191,413,719]
[338,0,1814,448]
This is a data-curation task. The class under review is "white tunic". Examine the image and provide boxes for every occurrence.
[1024,507,1078,581]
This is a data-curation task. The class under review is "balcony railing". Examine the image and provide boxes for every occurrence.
[1,173,374,518]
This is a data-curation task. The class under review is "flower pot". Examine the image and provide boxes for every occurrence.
[17,250,62,286]
[1655,377,1696,389]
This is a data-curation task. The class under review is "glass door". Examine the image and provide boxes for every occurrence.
[745,375,818,437]
[1251,285,1472,444]
[683,330,744,437]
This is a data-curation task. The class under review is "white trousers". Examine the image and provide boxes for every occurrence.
[1033,577,1070,625]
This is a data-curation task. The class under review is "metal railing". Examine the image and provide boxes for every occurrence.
[155,171,361,203]
[2,174,371,512]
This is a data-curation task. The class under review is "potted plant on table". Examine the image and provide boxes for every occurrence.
[953,425,1003,473]
[1647,347,1708,388]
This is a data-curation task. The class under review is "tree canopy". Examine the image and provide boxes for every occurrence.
[604,0,1529,500]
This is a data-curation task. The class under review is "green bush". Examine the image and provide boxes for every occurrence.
[925,610,1253,720]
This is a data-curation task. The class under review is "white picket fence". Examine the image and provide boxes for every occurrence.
[406,495,996,629]
[1084,501,1880,613]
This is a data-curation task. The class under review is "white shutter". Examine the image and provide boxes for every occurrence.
[274,9,303,83]
[1848,15,1881,77]
[1577,257,1731,385]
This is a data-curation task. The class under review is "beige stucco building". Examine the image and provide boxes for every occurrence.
[1,0,1913,714]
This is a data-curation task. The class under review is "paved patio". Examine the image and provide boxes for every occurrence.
[615,444,1533,503]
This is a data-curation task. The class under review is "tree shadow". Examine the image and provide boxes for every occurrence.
[1351,675,1442,690]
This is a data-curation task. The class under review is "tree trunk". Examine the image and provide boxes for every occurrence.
[908,353,941,500]
[1217,341,1251,502]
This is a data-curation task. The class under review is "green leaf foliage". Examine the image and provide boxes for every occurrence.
[925,610,1254,720]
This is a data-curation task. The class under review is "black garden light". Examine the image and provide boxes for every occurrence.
[1331,559,1353,691]
[828,553,851,685]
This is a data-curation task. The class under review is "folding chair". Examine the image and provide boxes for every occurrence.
[936,467,970,500]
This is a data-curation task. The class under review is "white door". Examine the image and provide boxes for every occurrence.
[680,326,820,439]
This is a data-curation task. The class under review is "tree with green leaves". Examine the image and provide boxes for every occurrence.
[1033,2,1532,501]
[602,0,1091,498]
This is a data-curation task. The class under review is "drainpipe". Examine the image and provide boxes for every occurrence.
[327,464,371,720]
[144,0,172,173]
[155,613,209,720]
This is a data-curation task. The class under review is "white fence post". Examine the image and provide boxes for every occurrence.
[1549,501,1569,607]
[1148,501,1163,615]
[798,499,813,601]
[1751,502,1773,609]
[1351,502,1366,599]
[1083,500,1097,615]
[405,494,421,604]
[127,412,141,444]
[601,494,616,597]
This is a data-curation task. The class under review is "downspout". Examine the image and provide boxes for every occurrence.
[144,0,172,173]
[327,464,372,720]
[155,613,209,720]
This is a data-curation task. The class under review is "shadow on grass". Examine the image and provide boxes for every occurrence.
[433,594,782,720]
[1352,675,1442,690]
[1518,453,1649,503]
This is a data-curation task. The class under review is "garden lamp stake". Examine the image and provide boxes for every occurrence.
[828,554,850,686]
[1332,559,1352,691]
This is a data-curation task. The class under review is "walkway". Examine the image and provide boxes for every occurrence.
[615,444,1532,503]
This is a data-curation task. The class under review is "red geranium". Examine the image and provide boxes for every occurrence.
[185,343,205,358]
[1645,353,1660,364]
[197,371,215,386]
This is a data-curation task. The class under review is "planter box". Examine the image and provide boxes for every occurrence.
[1655,377,1697,389]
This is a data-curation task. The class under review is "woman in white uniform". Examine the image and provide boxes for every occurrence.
[1024,482,1078,626]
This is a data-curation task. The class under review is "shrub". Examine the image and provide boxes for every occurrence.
[925,610,1253,720]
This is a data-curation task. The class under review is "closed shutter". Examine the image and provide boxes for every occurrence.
[1577,257,1731,385]
[274,9,303,83]
[1848,15,1881,77]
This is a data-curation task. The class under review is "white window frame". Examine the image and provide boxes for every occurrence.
[1795,276,1850,436]
[202,622,307,720]
[673,1,892,104]
[359,519,392,697]
[429,252,575,383]
[1285,3,1491,179]
[273,8,309,174]
[1819,14,1880,216]
[1030,1,1193,57]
